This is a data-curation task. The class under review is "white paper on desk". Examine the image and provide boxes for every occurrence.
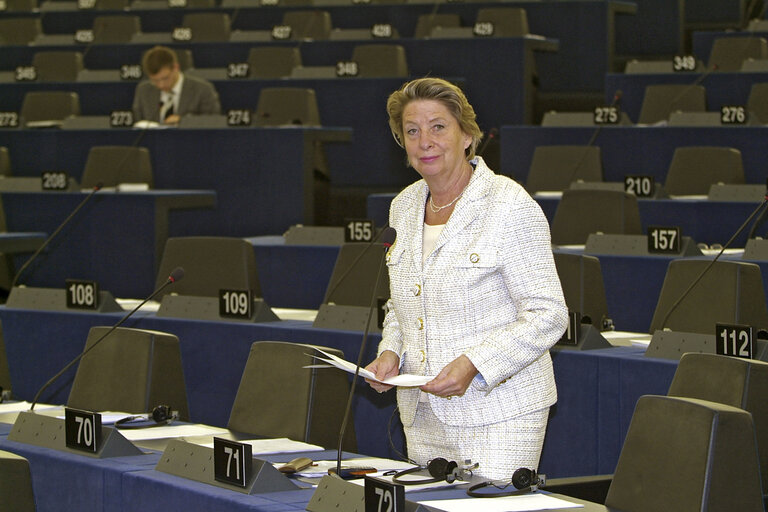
[118,423,228,441]
[308,348,435,387]
[199,437,324,454]
[287,457,417,477]
[0,402,59,413]
[418,493,583,511]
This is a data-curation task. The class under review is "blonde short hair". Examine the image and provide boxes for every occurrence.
[386,77,483,160]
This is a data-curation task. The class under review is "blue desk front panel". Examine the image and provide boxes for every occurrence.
[0,436,159,512]
[2,190,215,298]
[0,306,678,478]
[0,127,350,236]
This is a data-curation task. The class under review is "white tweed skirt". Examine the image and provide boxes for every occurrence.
[403,400,549,481]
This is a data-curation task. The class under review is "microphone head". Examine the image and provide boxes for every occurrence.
[168,267,185,283]
[614,90,623,101]
[380,227,397,246]
[94,182,104,190]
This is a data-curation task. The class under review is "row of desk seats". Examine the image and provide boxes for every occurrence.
[625,35,768,73]
[0,43,409,81]
[545,82,768,126]
[526,145,746,196]
[0,6,537,43]
[11,85,327,129]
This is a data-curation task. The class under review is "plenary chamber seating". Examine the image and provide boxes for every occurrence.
[525,145,603,193]
[81,146,154,189]
[227,341,356,451]
[154,236,278,322]
[648,259,768,335]
[19,91,80,128]
[668,352,768,500]
[707,36,768,72]
[67,326,190,421]
[247,46,303,79]
[637,84,707,124]
[550,189,642,246]
[663,146,745,196]
[0,450,36,512]
[31,51,84,82]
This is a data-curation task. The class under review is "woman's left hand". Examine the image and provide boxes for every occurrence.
[421,354,479,398]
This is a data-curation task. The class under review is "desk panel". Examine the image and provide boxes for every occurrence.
[0,307,678,478]
[0,127,350,237]
[2,190,215,298]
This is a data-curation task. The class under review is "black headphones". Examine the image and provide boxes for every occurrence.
[466,468,542,498]
[392,457,472,485]
[115,404,178,429]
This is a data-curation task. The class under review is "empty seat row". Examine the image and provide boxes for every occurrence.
[543,82,768,125]
[0,7,533,43]
[11,85,327,127]
[0,44,409,81]
[625,36,768,73]
[526,145,746,196]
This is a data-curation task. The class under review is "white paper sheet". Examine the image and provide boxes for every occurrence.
[419,493,583,511]
[0,402,59,413]
[118,423,228,441]
[309,348,435,387]
[199,437,324,454]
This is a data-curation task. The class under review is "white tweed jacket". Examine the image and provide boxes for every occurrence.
[378,157,568,428]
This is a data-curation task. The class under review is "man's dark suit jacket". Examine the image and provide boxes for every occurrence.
[132,73,221,122]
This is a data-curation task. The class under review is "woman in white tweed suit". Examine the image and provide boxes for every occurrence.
[365,78,568,481]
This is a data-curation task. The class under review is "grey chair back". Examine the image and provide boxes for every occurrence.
[228,341,357,451]
[81,146,153,188]
[664,146,744,195]
[67,326,190,420]
[550,189,642,245]
[649,259,768,334]
[526,145,603,193]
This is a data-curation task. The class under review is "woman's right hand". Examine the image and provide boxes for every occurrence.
[364,350,400,393]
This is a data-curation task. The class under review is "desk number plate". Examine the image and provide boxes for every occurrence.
[716,323,753,359]
[219,289,252,319]
[647,226,680,254]
[345,218,374,242]
[66,279,100,309]
[213,437,252,487]
[65,408,102,453]
[365,475,404,512]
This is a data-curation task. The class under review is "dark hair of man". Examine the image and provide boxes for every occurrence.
[142,46,178,76]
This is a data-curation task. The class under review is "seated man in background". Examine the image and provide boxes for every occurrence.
[132,45,221,125]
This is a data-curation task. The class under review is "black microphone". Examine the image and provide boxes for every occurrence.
[332,227,396,479]
[29,266,184,410]
[322,224,394,304]
[658,189,768,330]
[11,182,103,288]
[476,127,498,157]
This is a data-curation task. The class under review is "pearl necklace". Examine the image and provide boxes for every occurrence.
[429,192,464,213]
[428,166,471,213]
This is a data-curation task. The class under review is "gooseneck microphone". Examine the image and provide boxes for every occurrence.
[11,182,103,288]
[334,227,396,478]
[29,266,184,410]
[659,191,768,329]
